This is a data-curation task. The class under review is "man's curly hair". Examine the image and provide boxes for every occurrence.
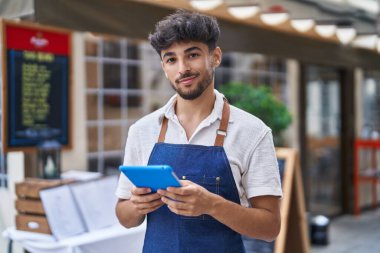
[149,10,220,55]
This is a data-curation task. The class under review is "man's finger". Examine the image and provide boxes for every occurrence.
[161,196,188,209]
[132,193,161,203]
[132,186,151,195]
[166,184,194,195]
[135,198,163,210]
[157,190,186,202]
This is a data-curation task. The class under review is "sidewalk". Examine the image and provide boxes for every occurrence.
[311,208,380,253]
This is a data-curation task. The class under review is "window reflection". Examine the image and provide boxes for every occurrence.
[103,39,121,58]
[86,62,98,88]
[104,125,122,151]
[86,94,98,120]
[305,66,341,216]
[103,94,122,120]
[103,63,121,89]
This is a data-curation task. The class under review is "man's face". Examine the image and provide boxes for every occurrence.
[161,41,221,100]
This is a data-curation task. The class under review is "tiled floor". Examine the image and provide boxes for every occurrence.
[311,208,380,253]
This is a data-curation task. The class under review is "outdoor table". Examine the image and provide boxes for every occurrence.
[2,221,146,253]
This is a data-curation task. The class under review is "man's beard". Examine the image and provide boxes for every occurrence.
[170,68,214,100]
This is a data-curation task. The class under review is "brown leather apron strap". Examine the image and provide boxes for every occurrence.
[158,117,168,143]
[214,100,230,147]
[157,99,230,146]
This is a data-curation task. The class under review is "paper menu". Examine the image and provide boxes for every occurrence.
[70,176,119,231]
[40,185,86,240]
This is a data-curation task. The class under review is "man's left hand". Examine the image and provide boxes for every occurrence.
[157,180,216,217]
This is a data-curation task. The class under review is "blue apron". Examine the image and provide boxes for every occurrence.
[143,101,245,253]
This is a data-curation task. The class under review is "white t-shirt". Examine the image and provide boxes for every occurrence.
[116,89,282,207]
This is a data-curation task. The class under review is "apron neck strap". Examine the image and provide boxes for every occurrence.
[158,116,169,143]
[158,99,230,147]
[214,99,230,147]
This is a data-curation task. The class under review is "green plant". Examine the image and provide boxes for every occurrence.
[220,82,292,145]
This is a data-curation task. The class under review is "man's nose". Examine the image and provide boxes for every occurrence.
[178,60,190,74]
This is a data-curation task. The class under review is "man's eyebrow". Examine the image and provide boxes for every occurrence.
[184,46,202,53]
[162,51,175,59]
[162,46,203,59]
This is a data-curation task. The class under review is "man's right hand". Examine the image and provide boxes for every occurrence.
[130,186,164,215]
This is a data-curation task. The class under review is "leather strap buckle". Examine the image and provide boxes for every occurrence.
[216,129,227,137]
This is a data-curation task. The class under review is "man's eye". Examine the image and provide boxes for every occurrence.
[166,58,176,63]
[189,53,199,58]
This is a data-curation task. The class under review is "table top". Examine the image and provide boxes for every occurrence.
[2,221,146,250]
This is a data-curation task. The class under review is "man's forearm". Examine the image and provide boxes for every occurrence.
[208,194,281,242]
[116,199,145,228]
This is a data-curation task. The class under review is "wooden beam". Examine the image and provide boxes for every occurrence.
[34,0,380,69]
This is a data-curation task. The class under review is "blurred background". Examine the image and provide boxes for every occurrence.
[0,0,379,253]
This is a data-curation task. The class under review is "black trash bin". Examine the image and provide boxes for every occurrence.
[310,215,330,245]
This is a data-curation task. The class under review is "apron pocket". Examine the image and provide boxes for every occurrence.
[179,175,221,221]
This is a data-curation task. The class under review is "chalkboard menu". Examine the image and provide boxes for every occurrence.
[2,21,71,151]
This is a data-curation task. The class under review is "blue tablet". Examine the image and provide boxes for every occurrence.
[119,165,181,192]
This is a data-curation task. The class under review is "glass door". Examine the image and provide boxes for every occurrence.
[303,66,342,216]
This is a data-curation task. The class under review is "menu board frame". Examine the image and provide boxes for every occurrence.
[1,20,73,152]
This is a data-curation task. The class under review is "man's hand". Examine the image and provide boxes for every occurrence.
[157,180,216,217]
[130,186,164,215]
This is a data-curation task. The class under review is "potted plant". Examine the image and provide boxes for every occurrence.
[219,82,292,146]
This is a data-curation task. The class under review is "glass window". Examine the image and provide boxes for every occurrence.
[86,62,98,88]
[103,63,121,89]
[104,125,122,151]
[85,39,98,56]
[362,71,380,136]
[87,126,98,153]
[86,94,98,120]
[103,39,121,58]
[103,94,122,120]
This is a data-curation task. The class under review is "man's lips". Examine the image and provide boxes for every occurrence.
[177,75,199,84]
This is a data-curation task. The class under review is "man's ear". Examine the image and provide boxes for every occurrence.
[213,47,222,68]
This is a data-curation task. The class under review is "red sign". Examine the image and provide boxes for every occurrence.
[6,24,70,56]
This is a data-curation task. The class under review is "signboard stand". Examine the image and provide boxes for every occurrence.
[242,148,310,253]
[274,148,309,253]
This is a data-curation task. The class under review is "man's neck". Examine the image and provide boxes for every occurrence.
[175,85,215,122]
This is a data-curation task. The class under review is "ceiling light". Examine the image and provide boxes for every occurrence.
[315,24,336,38]
[189,0,223,11]
[227,5,260,19]
[260,12,289,26]
[352,34,378,50]
[291,19,315,33]
[336,27,356,44]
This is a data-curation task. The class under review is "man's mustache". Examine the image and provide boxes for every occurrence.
[175,71,200,84]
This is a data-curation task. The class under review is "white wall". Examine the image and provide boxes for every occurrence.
[62,32,87,172]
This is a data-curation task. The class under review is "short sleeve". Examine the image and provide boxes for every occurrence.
[242,130,283,199]
[115,124,141,199]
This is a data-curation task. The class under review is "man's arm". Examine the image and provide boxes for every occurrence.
[158,181,281,241]
[116,199,145,228]
[116,187,164,228]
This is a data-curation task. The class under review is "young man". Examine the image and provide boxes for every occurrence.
[116,10,282,253]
